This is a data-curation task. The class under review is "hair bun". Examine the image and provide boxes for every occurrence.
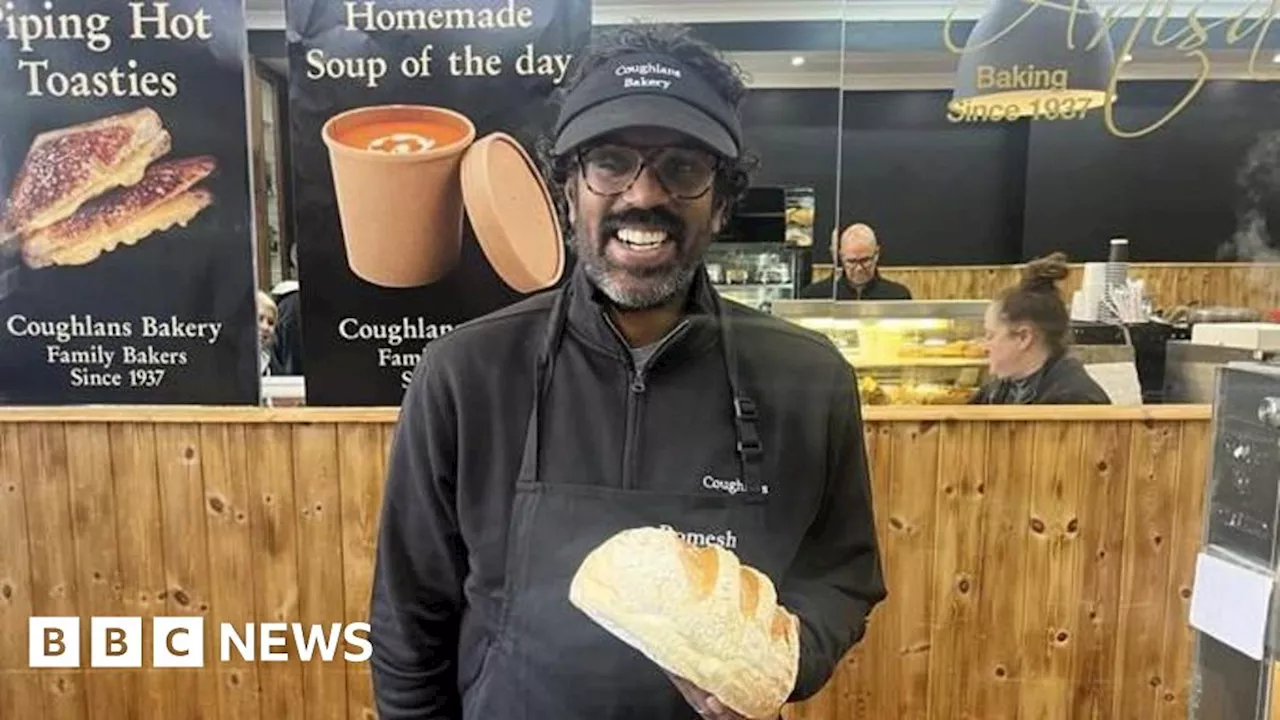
[1020,252,1070,292]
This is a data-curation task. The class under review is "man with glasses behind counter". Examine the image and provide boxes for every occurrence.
[798,223,913,300]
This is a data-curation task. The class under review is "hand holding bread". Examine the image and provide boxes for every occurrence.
[667,671,760,719]
[569,527,800,720]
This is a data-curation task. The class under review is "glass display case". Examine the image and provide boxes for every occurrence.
[785,187,815,248]
[771,299,990,405]
[706,242,802,311]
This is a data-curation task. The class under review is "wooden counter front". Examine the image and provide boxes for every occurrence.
[0,405,1211,720]
[811,261,1280,310]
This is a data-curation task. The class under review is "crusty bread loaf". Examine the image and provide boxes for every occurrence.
[569,527,800,719]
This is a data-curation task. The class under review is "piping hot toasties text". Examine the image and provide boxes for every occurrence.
[0,1,213,99]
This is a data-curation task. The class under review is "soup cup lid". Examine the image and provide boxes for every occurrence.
[461,132,564,294]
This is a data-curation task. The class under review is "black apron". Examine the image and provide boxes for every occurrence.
[462,282,782,719]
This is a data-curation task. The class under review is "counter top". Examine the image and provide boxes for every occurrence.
[0,403,1213,423]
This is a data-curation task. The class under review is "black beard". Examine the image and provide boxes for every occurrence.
[575,207,702,310]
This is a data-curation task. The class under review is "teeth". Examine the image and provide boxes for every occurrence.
[617,228,668,247]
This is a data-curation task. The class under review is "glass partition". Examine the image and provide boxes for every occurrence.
[834,0,1279,276]
[700,2,848,311]
[240,1,1278,404]
[812,0,1280,405]
[244,2,850,401]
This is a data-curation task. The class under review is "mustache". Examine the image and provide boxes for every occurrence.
[598,207,685,244]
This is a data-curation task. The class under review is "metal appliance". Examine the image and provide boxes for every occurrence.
[1190,362,1280,719]
[1167,343,1280,404]
[1166,325,1280,403]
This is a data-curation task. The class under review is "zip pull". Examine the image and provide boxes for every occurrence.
[631,372,646,393]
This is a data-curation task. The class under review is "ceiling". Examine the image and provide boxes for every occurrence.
[243,0,850,27]
[255,48,1274,89]
[245,1,1280,88]
[244,0,1270,28]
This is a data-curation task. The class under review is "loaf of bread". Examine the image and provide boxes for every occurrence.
[569,527,800,719]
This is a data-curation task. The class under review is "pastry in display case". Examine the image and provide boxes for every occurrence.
[706,242,801,311]
[707,186,807,311]
[784,187,815,247]
[771,299,990,405]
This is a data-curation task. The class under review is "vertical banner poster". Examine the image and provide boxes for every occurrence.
[0,0,259,405]
[288,0,592,406]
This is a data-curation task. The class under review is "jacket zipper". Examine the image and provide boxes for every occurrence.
[604,314,688,490]
[623,370,643,490]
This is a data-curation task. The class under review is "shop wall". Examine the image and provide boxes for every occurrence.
[266,65,300,274]
[835,81,1279,267]
[740,89,842,253]
[1023,80,1280,264]
[837,90,1029,267]
[250,78,1280,270]
[247,28,1279,271]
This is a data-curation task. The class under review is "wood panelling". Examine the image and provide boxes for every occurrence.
[812,262,1280,310]
[0,409,1210,720]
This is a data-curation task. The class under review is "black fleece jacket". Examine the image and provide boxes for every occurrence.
[797,272,913,300]
[969,352,1112,405]
[369,267,887,718]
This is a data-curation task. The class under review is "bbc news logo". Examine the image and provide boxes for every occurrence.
[29,617,372,668]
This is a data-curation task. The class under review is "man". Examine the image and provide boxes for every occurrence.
[798,223,913,300]
[370,23,885,720]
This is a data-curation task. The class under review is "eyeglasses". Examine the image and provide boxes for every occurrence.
[577,144,720,200]
[842,253,879,267]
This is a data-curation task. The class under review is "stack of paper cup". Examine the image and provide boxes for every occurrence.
[1101,238,1130,323]
[1070,289,1097,321]
[1080,262,1107,320]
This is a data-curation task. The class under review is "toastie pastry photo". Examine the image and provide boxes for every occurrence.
[2,108,171,239]
[21,156,217,269]
[0,107,219,269]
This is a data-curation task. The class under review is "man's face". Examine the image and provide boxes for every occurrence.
[839,233,879,286]
[565,127,725,310]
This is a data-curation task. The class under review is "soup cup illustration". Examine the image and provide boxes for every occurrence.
[322,104,565,294]
[323,105,476,288]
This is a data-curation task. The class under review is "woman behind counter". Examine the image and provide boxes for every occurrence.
[970,253,1111,405]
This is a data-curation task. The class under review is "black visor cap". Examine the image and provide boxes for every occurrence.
[552,53,742,159]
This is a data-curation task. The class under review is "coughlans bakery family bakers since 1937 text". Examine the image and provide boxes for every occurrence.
[4,313,225,389]
[336,316,455,390]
